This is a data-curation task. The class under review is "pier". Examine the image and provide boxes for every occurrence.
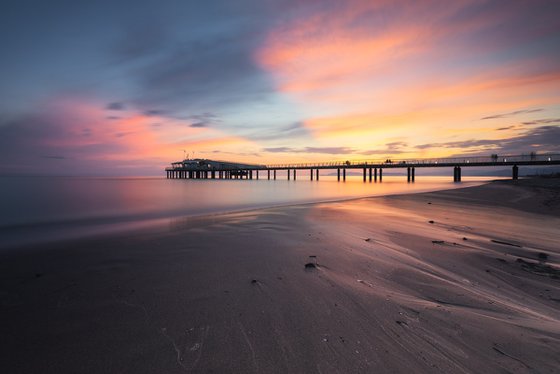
[165,154,560,182]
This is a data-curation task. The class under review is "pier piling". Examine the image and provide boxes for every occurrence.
[453,166,462,182]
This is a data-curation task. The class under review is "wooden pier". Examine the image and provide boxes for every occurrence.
[165,154,560,182]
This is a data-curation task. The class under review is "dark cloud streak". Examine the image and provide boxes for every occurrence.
[480,108,542,120]
[416,126,560,154]
[521,118,560,125]
[107,102,125,110]
[263,143,409,155]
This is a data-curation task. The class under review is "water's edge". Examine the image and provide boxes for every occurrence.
[0,177,494,249]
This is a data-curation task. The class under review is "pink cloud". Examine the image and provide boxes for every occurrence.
[0,97,259,175]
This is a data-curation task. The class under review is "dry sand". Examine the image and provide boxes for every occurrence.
[1,178,559,373]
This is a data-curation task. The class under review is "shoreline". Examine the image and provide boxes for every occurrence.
[1,178,491,251]
[1,178,559,373]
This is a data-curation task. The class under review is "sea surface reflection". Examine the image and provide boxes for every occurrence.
[0,175,499,248]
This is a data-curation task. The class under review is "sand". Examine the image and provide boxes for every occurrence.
[1,178,559,373]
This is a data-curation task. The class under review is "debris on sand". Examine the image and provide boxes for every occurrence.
[364,238,371,242]
[462,237,468,241]
[432,240,445,245]
[251,279,258,284]
[516,258,560,279]
[304,262,317,270]
[357,279,373,287]
[491,239,521,247]
[492,344,532,368]
[428,220,435,224]
[538,252,549,261]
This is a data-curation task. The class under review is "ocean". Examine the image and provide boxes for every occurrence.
[0,175,499,248]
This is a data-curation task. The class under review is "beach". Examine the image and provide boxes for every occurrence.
[1,178,559,373]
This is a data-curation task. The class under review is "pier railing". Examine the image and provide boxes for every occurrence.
[265,153,560,169]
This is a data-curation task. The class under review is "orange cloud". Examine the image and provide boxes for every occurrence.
[255,1,560,157]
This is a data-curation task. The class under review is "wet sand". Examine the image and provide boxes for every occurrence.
[1,178,559,373]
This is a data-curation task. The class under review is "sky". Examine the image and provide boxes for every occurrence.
[0,0,559,176]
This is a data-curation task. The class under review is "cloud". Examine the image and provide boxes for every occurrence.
[0,98,261,175]
[3,1,560,174]
[361,148,406,155]
[386,141,407,150]
[128,22,275,114]
[186,113,219,128]
[246,121,312,142]
[107,102,126,110]
[416,139,496,150]
[480,108,542,120]
[0,113,123,175]
[304,147,355,154]
[521,118,560,125]
[208,150,262,158]
[263,146,355,154]
[255,1,560,144]
[263,143,408,155]
[263,147,298,153]
[143,109,165,116]
[113,22,168,62]
[416,126,560,155]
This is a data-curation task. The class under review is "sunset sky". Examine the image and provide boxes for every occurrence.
[1,0,559,175]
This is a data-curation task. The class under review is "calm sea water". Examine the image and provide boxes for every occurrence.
[0,175,499,248]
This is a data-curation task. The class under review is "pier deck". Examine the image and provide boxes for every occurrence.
[165,154,560,182]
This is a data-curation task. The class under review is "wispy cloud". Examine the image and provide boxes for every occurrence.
[187,113,220,128]
[143,109,165,117]
[521,118,560,125]
[106,102,126,111]
[263,143,408,155]
[263,146,355,155]
[416,126,560,154]
[480,108,542,120]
